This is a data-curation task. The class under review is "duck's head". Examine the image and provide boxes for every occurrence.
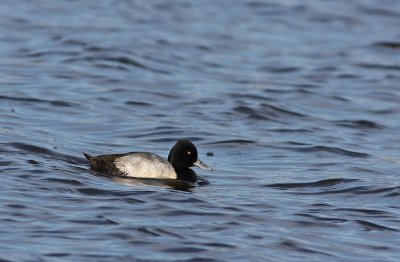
[168,140,212,171]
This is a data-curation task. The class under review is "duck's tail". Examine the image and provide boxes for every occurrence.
[83,152,94,162]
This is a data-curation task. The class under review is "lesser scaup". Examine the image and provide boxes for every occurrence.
[83,140,212,182]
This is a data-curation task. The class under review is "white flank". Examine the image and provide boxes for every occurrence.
[114,153,177,179]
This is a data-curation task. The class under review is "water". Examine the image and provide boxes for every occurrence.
[1,0,400,261]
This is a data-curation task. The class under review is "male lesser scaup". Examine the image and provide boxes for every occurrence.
[83,140,212,182]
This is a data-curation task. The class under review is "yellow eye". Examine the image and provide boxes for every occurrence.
[187,151,191,155]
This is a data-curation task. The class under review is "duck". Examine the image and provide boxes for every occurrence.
[83,139,212,182]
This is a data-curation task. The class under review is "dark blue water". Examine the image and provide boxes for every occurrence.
[1,0,400,261]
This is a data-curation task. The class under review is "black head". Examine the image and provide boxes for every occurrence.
[168,140,212,171]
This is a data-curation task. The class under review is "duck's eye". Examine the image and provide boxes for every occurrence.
[187,151,191,155]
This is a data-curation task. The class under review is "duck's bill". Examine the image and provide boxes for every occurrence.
[193,158,213,171]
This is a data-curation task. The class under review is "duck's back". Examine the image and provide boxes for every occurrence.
[111,152,177,179]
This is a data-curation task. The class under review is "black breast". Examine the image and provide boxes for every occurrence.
[175,168,197,182]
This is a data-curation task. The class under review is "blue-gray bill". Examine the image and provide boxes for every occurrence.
[193,158,213,171]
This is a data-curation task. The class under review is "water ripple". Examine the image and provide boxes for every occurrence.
[289,146,370,158]
[265,178,359,189]
[355,220,398,232]
[372,41,400,49]
[0,95,78,107]
[334,119,384,129]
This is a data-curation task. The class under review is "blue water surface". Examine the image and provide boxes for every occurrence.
[1,1,400,261]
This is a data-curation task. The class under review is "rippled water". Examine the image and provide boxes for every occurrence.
[1,0,400,261]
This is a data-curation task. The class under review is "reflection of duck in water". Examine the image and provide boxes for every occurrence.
[83,140,212,183]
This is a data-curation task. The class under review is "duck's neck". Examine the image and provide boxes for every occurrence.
[174,167,197,182]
